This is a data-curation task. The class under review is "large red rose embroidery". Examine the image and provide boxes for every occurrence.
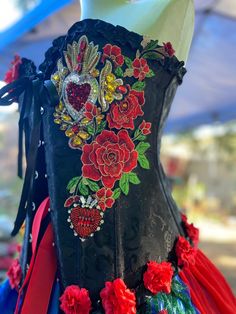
[60,285,91,314]
[102,44,124,67]
[100,278,136,314]
[107,88,145,130]
[82,129,138,189]
[175,236,196,267]
[143,261,174,294]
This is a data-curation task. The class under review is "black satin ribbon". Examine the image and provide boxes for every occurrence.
[0,74,53,236]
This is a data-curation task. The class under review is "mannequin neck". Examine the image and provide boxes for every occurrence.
[80,0,194,62]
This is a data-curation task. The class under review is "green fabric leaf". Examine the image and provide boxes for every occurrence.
[119,173,129,195]
[113,188,121,200]
[96,120,107,134]
[87,124,95,135]
[146,69,155,78]
[86,178,100,192]
[136,142,150,154]
[78,180,89,196]
[128,172,141,185]
[67,176,80,193]
[124,56,133,68]
[132,81,146,91]
[138,153,150,169]
[114,66,124,77]
[144,39,159,51]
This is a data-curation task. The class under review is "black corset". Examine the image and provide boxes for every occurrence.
[1,19,187,305]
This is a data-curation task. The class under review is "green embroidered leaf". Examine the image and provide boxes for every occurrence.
[138,153,150,169]
[87,124,95,135]
[113,188,121,200]
[136,134,147,141]
[114,66,124,77]
[143,51,163,60]
[144,39,159,51]
[136,142,150,154]
[85,178,100,192]
[124,56,133,68]
[132,81,146,91]
[119,173,129,195]
[78,179,89,196]
[146,69,155,78]
[96,120,107,134]
[128,172,141,185]
[67,176,80,193]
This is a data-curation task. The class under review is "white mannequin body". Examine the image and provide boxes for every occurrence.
[80,0,194,62]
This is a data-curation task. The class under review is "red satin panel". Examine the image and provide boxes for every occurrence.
[180,249,236,314]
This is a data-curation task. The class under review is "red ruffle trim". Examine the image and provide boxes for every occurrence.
[180,249,236,314]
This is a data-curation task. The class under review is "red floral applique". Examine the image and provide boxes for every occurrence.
[96,188,115,211]
[7,258,22,290]
[139,120,152,135]
[4,55,22,84]
[163,42,175,57]
[143,261,174,294]
[175,236,196,267]
[60,285,92,314]
[102,44,124,67]
[100,278,136,314]
[132,58,150,81]
[81,129,138,189]
[107,88,145,130]
[181,214,199,247]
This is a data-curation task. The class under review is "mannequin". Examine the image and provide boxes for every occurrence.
[80,0,195,62]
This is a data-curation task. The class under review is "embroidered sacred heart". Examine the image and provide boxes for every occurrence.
[62,72,99,121]
[70,206,103,239]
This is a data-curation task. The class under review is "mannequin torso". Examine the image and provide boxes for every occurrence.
[80,0,194,62]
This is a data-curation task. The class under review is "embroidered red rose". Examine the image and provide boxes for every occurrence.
[82,129,138,188]
[4,55,22,84]
[163,42,175,57]
[181,214,199,247]
[139,120,152,135]
[175,236,196,267]
[96,188,115,211]
[107,88,145,130]
[7,258,22,290]
[132,58,150,81]
[143,261,173,294]
[102,44,124,67]
[60,285,91,314]
[100,278,136,314]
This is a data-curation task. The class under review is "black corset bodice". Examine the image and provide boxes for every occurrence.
[1,19,187,306]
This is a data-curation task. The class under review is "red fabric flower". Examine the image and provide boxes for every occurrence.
[84,102,99,120]
[96,188,115,211]
[132,58,150,81]
[107,88,145,130]
[139,120,152,135]
[175,236,196,267]
[7,258,22,290]
[4,55,22,84]
[163,42,175,57]
[181,214,199,247]
[82,129,138,189]
[100,278,136,314]
[102,44,124,67]
[60,285,91,314]
[143,261,174,294]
